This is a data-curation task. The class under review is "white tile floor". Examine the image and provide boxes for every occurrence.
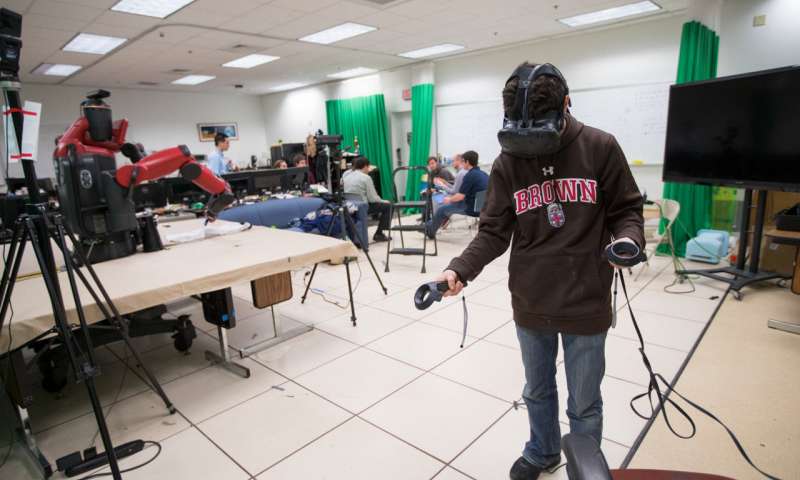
[15,227,728,480]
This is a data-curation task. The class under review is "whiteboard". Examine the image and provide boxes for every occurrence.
[435,82,671,166]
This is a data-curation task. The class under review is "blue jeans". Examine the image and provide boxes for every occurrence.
[516,325,606,467]
[425,201,466,237]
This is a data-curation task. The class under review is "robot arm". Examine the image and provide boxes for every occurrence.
[115,145,234,219]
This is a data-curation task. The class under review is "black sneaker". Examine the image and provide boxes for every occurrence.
[509,456,559,480]
[372,232,390,242]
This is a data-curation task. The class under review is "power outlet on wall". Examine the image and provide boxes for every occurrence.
[752,14,767,27]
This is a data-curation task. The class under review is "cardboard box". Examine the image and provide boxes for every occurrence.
[751,191,800,275]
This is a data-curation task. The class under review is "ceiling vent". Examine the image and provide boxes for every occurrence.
[138,81,159,86]
[168,68,191,74]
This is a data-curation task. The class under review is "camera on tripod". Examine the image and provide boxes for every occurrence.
[0,8,22,80]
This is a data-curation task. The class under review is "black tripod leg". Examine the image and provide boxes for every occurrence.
[301,263,319,304]
[342,207,388,295]
[343,259,356,326]
[58,221,176,414]
[24,219,123,480]
[302,207,346,303]
[0,221,27,326]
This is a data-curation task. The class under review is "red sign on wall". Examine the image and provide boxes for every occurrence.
[402,88,411,101]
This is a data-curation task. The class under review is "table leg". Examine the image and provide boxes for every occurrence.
[204,326,251,378]
[235,306,313,358]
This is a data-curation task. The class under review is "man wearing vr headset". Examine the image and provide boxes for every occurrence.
[437,62,644,479]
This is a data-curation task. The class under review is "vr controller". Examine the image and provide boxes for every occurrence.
[605,240,646,268]
[414,280,468,310]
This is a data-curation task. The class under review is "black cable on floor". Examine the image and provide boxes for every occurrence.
[76,440,162,480]
[618,270,782,480]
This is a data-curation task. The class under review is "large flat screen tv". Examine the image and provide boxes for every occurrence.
[662,66,800,192]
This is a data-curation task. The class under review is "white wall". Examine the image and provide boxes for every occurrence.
[3,84,268,185]
[718,0,800,76]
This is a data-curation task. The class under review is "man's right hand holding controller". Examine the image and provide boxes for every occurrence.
[437,269,465,297]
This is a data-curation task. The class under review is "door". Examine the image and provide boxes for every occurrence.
[390,111,411,200]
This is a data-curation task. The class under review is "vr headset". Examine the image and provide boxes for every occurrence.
[497,63,570,157]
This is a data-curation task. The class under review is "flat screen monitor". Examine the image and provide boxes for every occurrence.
[252,169,283,192]
[282,167,307,191]
[663,66,800,191]
[133,182,167,210]
[222,172,253,196]
[163,177,207,204]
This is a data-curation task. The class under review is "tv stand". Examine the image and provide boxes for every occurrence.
[677,189,789,300]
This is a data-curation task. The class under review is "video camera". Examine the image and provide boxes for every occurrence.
[0,8,22,80]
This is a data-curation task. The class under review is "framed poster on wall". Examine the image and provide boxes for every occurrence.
[197,122,239,142]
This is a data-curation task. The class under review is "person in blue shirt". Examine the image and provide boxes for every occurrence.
[425,150,488,239]
[207,133,237,176]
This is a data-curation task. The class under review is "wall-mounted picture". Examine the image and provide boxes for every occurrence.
[197,122,239,142]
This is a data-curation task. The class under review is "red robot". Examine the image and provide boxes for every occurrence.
[54,90,234,263]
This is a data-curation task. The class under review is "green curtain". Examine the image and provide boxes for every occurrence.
[658,21,720,256]
[403,83,435,203]
[326,94,394,200]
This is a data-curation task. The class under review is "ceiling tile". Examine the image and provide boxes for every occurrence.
[313,1,381,23]
[188,0,270,16]
[28,0,106,22]
[44,50,97,65]
[219,4,305,34]
[4,0,34,13]
[166,6,240,27]
[335,28,405,49]
[138,26,205,45]
[54,0,118,7]
[80,22,147,39]
[391,18,433,35]
[92,11,162,30]
[385,0,451,19]
[23,13,92,32]
[356,10,412,28]
[180,31,285,51]
[268,0,339,12]
[22,25,75,43]
[261,16,344,40]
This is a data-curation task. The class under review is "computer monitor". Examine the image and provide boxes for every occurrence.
[252,169,284,193]
[162,177,207,204]
[133,182,167,210]
[281,167,307,191]
[222,172,254,197]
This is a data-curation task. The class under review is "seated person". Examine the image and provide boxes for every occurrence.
[343,156,392,242]
[293,153,314,184]
[427,156,455,186]
[273,159,288,169]
[425,150,488,238]
[436,153,467,194]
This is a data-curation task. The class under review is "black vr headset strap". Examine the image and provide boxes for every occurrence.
[505,63,570,126]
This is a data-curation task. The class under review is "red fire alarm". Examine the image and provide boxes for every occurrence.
[402,88,411,101]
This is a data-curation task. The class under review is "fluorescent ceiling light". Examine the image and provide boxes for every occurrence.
[271,82,308,91]
[63,33,127,55]
[111,0,196,18]
[559,1,660,27]
[171,74,215,85]
[32,63,82,76]
[223,54,280,69]
[327,67,377,79]
[300,22,376,44]
[399,43,464,59]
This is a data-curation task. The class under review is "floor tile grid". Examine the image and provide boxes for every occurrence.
[245,304,522,477]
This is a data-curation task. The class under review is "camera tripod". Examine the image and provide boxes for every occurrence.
[1,80,174,479]
[300,149,387,325]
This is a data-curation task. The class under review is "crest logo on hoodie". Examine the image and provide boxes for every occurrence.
[513,178,597,216]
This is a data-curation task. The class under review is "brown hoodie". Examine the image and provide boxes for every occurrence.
[447,116,644,335]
